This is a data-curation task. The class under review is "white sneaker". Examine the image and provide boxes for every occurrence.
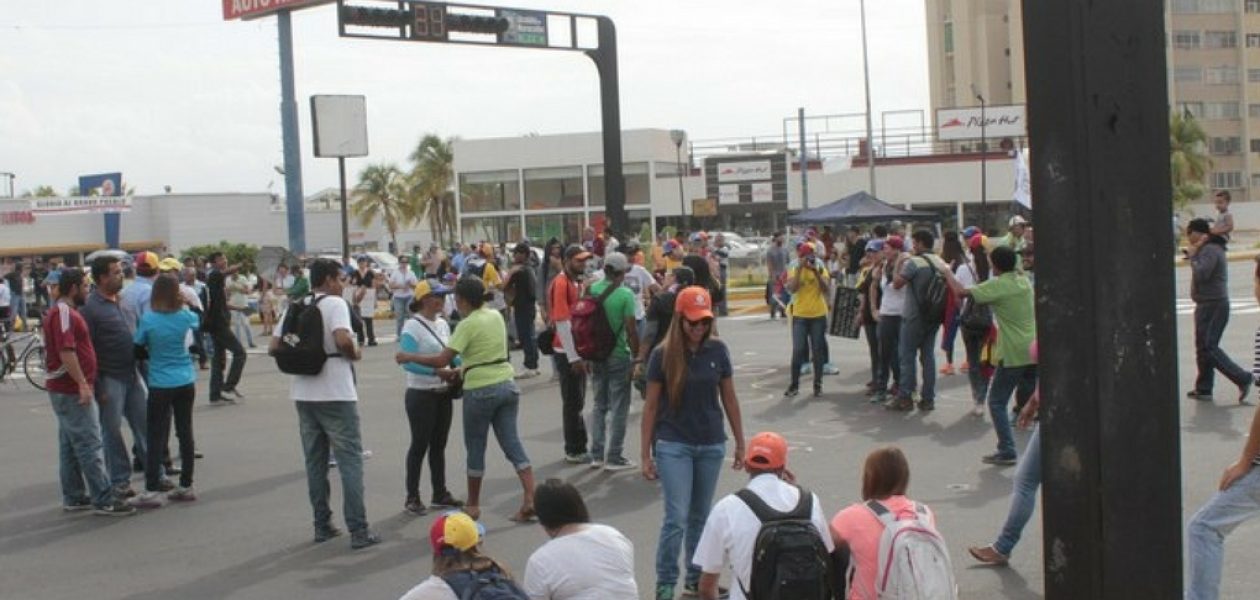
[972,404,986,417]
[515,369,541,380]
[130,491,163,509]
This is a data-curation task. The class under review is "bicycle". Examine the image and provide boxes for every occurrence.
[0,330,52,391]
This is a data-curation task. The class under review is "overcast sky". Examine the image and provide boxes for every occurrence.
[0,0,928,196]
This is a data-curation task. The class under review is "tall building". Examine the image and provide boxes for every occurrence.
[927,0,1260,202]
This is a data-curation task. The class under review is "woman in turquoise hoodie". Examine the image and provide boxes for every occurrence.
[397,280,463,515]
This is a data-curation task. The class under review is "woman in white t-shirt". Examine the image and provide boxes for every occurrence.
[873,239,908,404]
[523,479,638,600]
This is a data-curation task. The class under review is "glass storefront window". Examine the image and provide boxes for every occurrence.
[525,212,585,244]
[523,166,584,210]
[588,209,652,241]
[461,216,522,245]
[588,162,650,206]
[459,170,520,213]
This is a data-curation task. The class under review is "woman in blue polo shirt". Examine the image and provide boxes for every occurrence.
[640,286,746,600]
[133,274,201,506]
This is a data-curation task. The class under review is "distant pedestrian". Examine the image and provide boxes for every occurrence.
[390,255,419,337]
[271,258,379,550]
[1210,190,1234,241]
[855,240,884,396]
[204,252,247,404]
[396,280,464,516]
[1185,218,1252,404]
[42,268,135,516]
[785,242,830,398]
[505,242,541,379]
[524,479,639,600]
[133,274,201,506]
[764,232,789,319]
[641,286,746,600]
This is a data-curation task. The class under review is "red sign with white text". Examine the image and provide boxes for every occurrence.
[222,0,333,21]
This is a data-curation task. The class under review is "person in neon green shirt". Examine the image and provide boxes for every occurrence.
[395,277,536,522]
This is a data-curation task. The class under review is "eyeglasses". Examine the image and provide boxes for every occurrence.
[683,318,712,329]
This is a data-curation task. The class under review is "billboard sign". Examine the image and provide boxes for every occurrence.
[222,0,334,21]
[31,196,132,215]
[498,9,547,47]
[692,198,717,217]
[311,95,369,158]
[716,160,773,183]
[936,104,1027,140]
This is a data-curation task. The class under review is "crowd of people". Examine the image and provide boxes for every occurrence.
[15,196,1260,599]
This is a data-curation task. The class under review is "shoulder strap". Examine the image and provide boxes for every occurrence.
[410,315,445,345]
[865,499,897,527]
[736,485,811,522]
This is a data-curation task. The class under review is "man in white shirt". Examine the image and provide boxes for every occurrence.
[390,256,419,337]
[693,431,835,600]
[524,479,638,600]
[269,258,379,550]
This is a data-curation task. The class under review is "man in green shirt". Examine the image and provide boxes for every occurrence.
[938,245,1037,466]
[587,252,640,471]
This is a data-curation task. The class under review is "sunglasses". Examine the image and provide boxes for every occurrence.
[683,318,713,329]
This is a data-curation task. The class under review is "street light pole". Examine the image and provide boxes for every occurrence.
[859,0,877,197]
[670,129,688,231]
[973,85,988,232]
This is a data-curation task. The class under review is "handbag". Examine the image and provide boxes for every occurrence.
[537,327,556,355]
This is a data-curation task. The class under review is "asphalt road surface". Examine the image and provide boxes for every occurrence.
[3,261,1260,599]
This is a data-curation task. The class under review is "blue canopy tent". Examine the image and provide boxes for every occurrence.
[786,191,940,225]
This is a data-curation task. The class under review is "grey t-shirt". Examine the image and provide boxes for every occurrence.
[898,252,939,324]
[1190,241,1228,302]
[765,245,789,278]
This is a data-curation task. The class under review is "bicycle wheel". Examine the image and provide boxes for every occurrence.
[21,343,48,391]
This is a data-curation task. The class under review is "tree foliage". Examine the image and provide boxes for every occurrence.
[1170,111,1211,209]
[180,241,259,273]
[351,163,414,251]
[406,134,458,247]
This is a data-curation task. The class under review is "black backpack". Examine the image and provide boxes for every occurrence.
[273,294,341,376]
[915,256,949,324]
[442,566,528,600]
[736,487,834,600]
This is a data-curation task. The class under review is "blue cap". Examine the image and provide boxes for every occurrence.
[45,269,61,286]
[865,239,885,253]
[963,226,980,239]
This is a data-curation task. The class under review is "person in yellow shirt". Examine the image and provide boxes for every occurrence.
[785,242,830,398]
[662,241,684,273]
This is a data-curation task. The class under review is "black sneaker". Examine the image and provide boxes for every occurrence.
[981,453,1017,466]
[812,384,823,398]
[314,524,343,543]
[156,478,176,492]
[431,492,464,509]
[63,498,93,512]
[783,386,799,399]
[94,500,137,517]
[133,458,144,473]
[1187,390,1213,401]
[918,400,936,411]
[115,485,137,499]
[350,529,382,550]
[1239,380,1253,405]
[404,497,426,515]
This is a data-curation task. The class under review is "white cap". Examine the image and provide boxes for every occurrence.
[603,252,630,273]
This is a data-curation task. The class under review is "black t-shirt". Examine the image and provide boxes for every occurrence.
[646,290,677,351]
[847,239,867,274]
[506,266,536,310]
[4,271,23,294]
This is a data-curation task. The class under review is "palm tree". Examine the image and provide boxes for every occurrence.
[406,134,458,246]
[1170,111,1211,209]
[351,163,415,251]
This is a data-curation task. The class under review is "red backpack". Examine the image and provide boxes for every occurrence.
[570,282,619,361]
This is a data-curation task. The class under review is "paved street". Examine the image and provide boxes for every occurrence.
[3,261,1260,599]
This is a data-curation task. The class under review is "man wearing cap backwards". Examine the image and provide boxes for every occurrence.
[80,254,152,497]
[785,241,831,398]
[586,252,640,471]
[692,432,834,600]
[548,245,595,464]
[1185,217,1253,404]
[271,258,379,550]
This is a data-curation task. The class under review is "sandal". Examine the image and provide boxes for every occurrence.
[508,506,536,523]
[464,506,481,521]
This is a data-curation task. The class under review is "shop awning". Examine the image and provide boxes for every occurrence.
[786,191,939,225]
[0,240,165,258]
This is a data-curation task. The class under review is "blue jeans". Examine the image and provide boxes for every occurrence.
[653,439,725,589]
[790,316,827,389]
[987,365,1038,459]
[994,425,1042,556]
[392,296,412,337]
[48,392,114,508]
[514,304,538,371]
[231,310,255,347]
[1186,466,1260,600]
[97,371,148,488]
[296,401,369,533]
[591,355,632,463]
[1193,300,1251,394]
[462,381,531,477]
[897,319,938,402]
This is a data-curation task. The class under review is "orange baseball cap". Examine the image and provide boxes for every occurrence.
[746,431,788,470]
[675,286,713,321]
